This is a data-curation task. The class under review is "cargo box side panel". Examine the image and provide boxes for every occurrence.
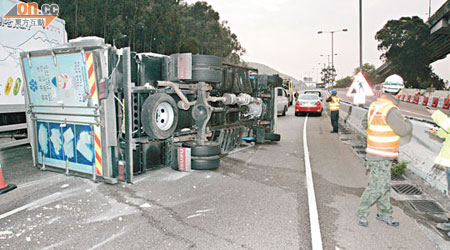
[22,52,104,176]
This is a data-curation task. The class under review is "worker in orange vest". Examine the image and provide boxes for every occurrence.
[356,74,412,227]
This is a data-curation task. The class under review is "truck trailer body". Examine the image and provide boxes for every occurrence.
[20,37,282,183]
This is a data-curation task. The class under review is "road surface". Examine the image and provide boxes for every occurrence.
[0,107,449,250]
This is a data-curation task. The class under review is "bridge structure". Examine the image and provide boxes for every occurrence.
[376,0,450,81]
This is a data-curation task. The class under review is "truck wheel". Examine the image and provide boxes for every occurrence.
[184,141,221,157]
[192,55,222,67]
[191,69,222,83]
[191,155,220,170]
[141,93,178,139]
[265,133,281,142]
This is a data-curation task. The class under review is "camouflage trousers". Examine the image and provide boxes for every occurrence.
[356,160,393,218]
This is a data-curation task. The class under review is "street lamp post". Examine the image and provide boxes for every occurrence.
[359,0,362,72]
[429,0,432,20]
[320,54,337,67]
[317,29,348,70]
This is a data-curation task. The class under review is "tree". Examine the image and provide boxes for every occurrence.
[354,63,378,84]
[34,0,246,63]
[321,66,336,87]
[335,76,353,88]
[375,16,444,89]
[180,2,245,63]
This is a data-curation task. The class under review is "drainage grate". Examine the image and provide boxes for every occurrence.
[392,184,422,195]
[352,145,365,150]
[340,137,351,141]
[408,200,445,214]
[340,131,351,135]
[391,175,405,181]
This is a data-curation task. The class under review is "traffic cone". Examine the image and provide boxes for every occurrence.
[0,161,16,195]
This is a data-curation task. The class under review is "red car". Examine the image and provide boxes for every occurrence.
[295,94,322,116]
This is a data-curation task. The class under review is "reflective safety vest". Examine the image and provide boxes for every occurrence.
[366,97,400,159]
[431,110,450,167]
[329,96,340,111]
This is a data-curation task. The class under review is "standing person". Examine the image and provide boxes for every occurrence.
[294,91,299,101]
[326,89,340,133]
[356,74,412,227]
[426,108,450,234]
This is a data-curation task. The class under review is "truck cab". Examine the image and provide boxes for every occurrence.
[282,79,293,106]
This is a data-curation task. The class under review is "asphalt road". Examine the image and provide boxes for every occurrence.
[0,107,449,249]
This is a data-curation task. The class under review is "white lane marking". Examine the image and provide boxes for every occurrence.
[303,115,323,250]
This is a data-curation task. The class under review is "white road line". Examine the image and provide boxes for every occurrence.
[303,115,323,250]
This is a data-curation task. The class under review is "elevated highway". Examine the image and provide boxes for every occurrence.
[376,0,450,80]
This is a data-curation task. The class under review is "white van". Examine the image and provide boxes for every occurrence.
[275,87,289,116]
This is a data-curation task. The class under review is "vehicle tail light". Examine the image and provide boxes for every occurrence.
[315,101,320,106]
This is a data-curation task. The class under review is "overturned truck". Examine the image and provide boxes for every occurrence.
[19,37,282,183]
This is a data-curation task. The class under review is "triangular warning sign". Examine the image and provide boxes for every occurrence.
[346,72,374,97]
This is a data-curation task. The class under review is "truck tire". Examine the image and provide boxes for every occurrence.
[265,133,281,142]
[184,141,221,157]
[192,55,222,67]
[191,155,220,170]
[141,93,178,139]
[213,68,233,91]
[191,68,222,83]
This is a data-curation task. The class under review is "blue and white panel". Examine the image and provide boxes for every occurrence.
[37,121,95,174]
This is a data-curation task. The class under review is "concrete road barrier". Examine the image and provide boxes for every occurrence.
[339,101,447,193]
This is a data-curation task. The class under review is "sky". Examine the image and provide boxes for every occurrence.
[184,0,449,83]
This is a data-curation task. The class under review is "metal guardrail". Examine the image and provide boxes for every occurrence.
[0,123,27,133]
[0,105,29,150]
[0,138,30,150]
[0,123,30,150]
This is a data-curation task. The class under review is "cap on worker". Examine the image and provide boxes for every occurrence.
[383,74,404,94]
[331,89,337,95]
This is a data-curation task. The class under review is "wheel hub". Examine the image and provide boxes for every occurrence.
[155,102,174,131]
